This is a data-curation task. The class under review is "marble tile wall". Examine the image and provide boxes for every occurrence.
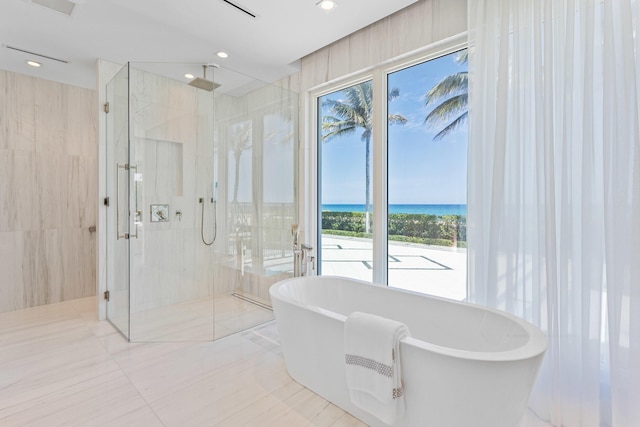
[0,70,97,313]
[127,68,216,321]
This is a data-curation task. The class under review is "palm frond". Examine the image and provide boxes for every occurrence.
[423,50,469,142]
[432,111,468,141]
[424,94,468,126]
[321,82,371,142]
[454,50,468,64]
[229,122,252,156]
[388,87,400,101]
[321,81,406,143]
[388,113,407,125]
[321,116,357,142]
[323,126,357,141]
[424,72,468,107]
[323,99,362,128]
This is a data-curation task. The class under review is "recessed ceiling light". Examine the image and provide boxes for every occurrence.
[185,73,195,79]
[216,51,229,59]
[316,0,338,10]
[26,60,41,68]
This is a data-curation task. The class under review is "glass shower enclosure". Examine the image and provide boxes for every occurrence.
[105,62,297,342]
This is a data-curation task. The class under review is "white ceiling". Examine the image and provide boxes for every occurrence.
[0,0,418,90]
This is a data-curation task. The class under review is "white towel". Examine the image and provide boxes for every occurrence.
[344,312,410,425]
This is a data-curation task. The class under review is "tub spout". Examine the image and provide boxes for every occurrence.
[292,224,301,277]
[297,244,314,277]
[291,224,299,248]
[292,227,314,277]
[293,248,303,277]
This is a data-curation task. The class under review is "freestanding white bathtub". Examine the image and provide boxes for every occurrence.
[270,276,547,427]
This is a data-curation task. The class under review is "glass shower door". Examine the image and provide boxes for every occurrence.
[126,63,216,342]
[105,64,131,339]
[103,62,298,342]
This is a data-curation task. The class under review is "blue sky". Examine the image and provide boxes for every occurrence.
[320,50,468,205]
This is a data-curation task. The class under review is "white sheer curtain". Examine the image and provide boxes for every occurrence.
[467,1,640,426]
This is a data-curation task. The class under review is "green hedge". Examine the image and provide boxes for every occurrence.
[320,211,368,233]
[321,211,467,247]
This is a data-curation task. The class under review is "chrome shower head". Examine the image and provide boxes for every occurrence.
[188,65,220,92]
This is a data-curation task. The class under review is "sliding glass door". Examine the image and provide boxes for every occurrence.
[316,46,468,300]
[318,81,374,282]
[387,50,468,300]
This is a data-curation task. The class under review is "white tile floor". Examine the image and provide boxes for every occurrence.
[111,293,276,342]
[0,297,364,426]
[0,296,551,426]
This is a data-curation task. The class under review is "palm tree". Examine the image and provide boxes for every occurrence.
[321,82,407,233]
[229,121,252,204]
[424,50,468,141]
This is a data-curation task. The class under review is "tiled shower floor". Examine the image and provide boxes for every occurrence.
[113,293,276,342]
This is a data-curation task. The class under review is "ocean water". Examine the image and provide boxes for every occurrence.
[322,204,467,216]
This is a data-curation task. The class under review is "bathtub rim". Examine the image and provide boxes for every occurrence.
[270,275,548,363]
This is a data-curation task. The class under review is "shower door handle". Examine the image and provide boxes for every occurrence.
[116,163,128,240]
[131,166,140,239]
[116,163,139,240]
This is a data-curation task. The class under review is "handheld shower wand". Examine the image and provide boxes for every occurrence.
[200,182,217,246]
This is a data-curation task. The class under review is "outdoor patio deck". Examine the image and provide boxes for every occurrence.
[320,235,467,301]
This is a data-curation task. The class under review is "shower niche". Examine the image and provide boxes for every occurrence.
[104,62,298,342]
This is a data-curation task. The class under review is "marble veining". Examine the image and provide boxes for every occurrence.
[0,69,97,313]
